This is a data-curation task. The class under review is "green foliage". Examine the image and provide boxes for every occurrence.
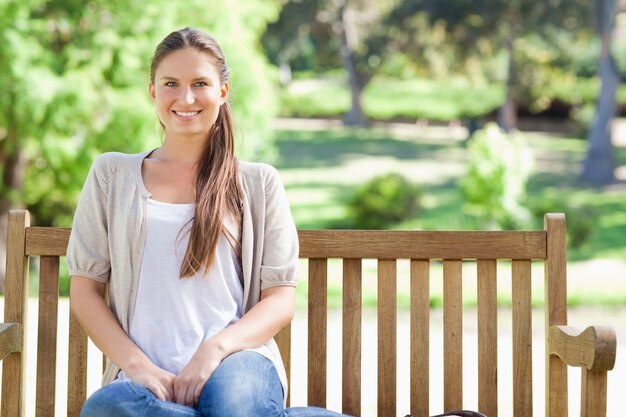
[348,173,421,229]
[1,0,280,229]
[0,0,280,295]
[459,123,534,229]
[529,200,597,249]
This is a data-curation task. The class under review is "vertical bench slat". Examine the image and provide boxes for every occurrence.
[275,323,292,406]
[410,259,430,417]
[581,369,608,417]
[443,260,463,411]
[67,311,88,417]
[477,260,498,417]
[512,260,533,417]
[544,214,568,417]
[308,258,328,407]
[342,259,362,416]
[1,210,30,417]
[36,256,59,417]
[378,259,396,417]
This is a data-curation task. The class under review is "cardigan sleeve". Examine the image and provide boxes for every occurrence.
[66,155,113,283]
[259,165,299,290]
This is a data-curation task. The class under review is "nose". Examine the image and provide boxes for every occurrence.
[180,86,195,105]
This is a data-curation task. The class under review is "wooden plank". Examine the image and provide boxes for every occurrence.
[342,259,362,417]
[25,227,70,256]
[443,260,463,411]
[544,214,568,417]
[275,324,292,406]
[512,260,532,417]
[67,312,88,417]
[477,260,498,417]
[308,258,327,408]
[36,256,60,417]
[2,210,30,417]
[410,260,430,417]
[378,259,397,417]
[298,230,546,260]
[581,369,608,417]
[0,323,22,360]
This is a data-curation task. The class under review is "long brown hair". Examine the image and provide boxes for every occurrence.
[150,27,243,277]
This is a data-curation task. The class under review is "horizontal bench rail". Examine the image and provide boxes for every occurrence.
[24,228,548,260]
[298,230,547,260]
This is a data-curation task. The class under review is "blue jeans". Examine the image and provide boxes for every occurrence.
[81,351,353,417]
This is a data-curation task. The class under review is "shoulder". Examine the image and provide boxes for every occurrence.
[237,161,287,204]
[91,151,146,172]
[89,151,149,180]
[237,160,282,187]
[238,160,280,178]
[86,151,150,193]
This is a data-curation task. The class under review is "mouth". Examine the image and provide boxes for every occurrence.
[173,110,201,118]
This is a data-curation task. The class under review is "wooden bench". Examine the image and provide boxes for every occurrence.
[0,209,617,417]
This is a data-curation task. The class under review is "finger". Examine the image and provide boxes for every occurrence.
[163,382,174,402]
[149,384,166,402]
[193,382,204,406]
[161,384,173,402]
[185,382,196,406]
[176,384,188,405]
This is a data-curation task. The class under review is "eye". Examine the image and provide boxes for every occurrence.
[194,81,208,87]
[165,81,177,87]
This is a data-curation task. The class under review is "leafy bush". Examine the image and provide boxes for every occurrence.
[529,200,597,249]
[460,123,534,229]
[348,173,421,229]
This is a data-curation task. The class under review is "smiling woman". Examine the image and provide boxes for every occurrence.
[66,27,354,417]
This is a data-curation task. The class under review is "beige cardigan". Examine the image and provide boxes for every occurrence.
[67,150,299,386]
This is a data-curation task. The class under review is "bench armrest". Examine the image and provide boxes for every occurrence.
[0,323,22,361]
[549,325,616,371]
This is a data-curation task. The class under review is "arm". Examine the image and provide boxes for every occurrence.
[173,285,295,406]
[70,276,176,401]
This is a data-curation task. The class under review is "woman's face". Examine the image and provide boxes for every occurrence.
[149,47,228,141]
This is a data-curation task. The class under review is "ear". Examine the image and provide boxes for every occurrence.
[220,81,229,105]
[149,82,156,101]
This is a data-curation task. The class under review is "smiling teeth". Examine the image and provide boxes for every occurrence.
[176,111,198,117]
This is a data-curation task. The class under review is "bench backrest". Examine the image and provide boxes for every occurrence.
[2,210,569,417]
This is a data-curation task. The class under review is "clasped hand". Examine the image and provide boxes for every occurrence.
[127,341,225,407]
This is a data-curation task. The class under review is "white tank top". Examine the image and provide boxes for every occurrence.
[121,198,244,376]
[117,199,287,397]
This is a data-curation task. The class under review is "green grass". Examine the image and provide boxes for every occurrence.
[273,121,626,307]
[280,75,504,120]
[279,73,626,121]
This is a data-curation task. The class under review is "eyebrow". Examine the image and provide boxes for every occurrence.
[159,76,209,81]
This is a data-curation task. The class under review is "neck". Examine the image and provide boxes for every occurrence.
[157,135,206,164]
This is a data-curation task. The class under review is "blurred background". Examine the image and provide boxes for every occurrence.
[2,0,625,300]
[1,0,626,415]
[0,1,624,296]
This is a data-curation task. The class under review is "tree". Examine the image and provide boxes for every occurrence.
[581,0,621,185]
[264,0,402,126]
[0,0,279,292]
[391,0,593,131]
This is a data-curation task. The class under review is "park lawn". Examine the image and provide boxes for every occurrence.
[272,121,626,308]
[279,74,626,122]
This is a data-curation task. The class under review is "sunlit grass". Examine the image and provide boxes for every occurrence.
[274,122,626,307]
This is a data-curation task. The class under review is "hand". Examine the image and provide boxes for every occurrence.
[125,359,176,402]
[173,341,226,406]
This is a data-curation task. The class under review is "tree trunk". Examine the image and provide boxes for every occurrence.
[498,23,518,132]
[338,1,368,126]
[581,0,619,186]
